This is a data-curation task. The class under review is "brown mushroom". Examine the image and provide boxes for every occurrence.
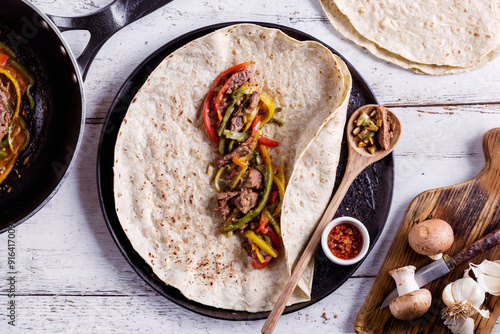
[408,219,454,260]
[389,266,432,321]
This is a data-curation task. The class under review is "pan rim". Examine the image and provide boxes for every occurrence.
[0,0,86,233]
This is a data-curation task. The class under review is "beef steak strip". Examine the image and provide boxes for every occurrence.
[217,142,252,168]
[375,105,391,150]
[0,94,10,140]
[215,191,239,221]
[235,188,258,214]
[240,168,263,190]
[230,116,244,132]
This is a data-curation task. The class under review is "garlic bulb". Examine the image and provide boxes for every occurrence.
[442,315,474,334]
[442,277,488,316]
[468,260,500,295]
[442,276,489,334]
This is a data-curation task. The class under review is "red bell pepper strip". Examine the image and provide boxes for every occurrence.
[251,250,272,269]
[202,92,220,145]
[211,62,249,121]
[257,210,269,234]
[258,136,279,147]
[267,225,281,250]
[269,190,279,204]
[214,64,248,121]
[202,62,250,144]
[245,115,261,145]
[0,54,9,67]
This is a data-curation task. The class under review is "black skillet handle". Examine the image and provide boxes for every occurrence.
[46,0,172,80]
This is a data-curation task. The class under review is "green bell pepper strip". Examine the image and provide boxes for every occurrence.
[19,117,30,151]
[222,129,249,142]
[214,166,227,192]
[0,150,6,158]
[217,85,252,137]
[218,136,226,155]
[228,139,235,153]
[264,209,281,236]
[220,146,273,234]
[0,42,16,59]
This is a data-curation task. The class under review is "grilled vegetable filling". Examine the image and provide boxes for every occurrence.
[0,42,35,184]
[352,105,394,154]
[204,63,286,269]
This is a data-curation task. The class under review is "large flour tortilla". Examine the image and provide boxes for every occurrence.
[320,0,500,74]
[113,24,351,312]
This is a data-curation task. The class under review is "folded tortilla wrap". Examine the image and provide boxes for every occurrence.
[113,24,351,312]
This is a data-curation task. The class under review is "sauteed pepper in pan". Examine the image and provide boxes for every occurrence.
[0,41,35,184]
[204,62,285,269]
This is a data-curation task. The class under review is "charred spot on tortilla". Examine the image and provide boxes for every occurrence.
[0,40,35,185]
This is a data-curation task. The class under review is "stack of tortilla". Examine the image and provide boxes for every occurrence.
[320,0,500,74]
[113,24,351,312]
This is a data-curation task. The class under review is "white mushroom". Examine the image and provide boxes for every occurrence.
[389,265,432,320]
[408,219,454,260]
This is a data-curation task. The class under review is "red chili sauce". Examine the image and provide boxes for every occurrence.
[327,222,363,260]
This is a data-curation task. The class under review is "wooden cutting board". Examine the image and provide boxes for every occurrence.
[355,128,500,334]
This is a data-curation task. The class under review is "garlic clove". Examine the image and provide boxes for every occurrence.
[442,283,455,306]
[469,260,500,296]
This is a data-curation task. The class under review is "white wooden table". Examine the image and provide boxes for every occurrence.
[2,0,500,333]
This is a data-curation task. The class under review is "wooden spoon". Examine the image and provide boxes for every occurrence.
[261,104,402,334]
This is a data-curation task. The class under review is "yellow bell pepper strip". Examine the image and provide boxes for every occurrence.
[272,167,286,216]
[245,230,278,258]
[0,155,17,183]
[7,58,35,109]
[217,85,252,137]
[258,93,275,126]
[252,243,266,263]
[232,156,248,168]
[0,68,21,120]
[259,143,272,166]
[220,145,273,234]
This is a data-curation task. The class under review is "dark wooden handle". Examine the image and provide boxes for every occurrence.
[453,228,500,265]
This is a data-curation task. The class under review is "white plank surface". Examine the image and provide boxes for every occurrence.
[0,0,499,333]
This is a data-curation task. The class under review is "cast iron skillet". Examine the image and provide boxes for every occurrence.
[97,22,394,320]
[0,0,171,233]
